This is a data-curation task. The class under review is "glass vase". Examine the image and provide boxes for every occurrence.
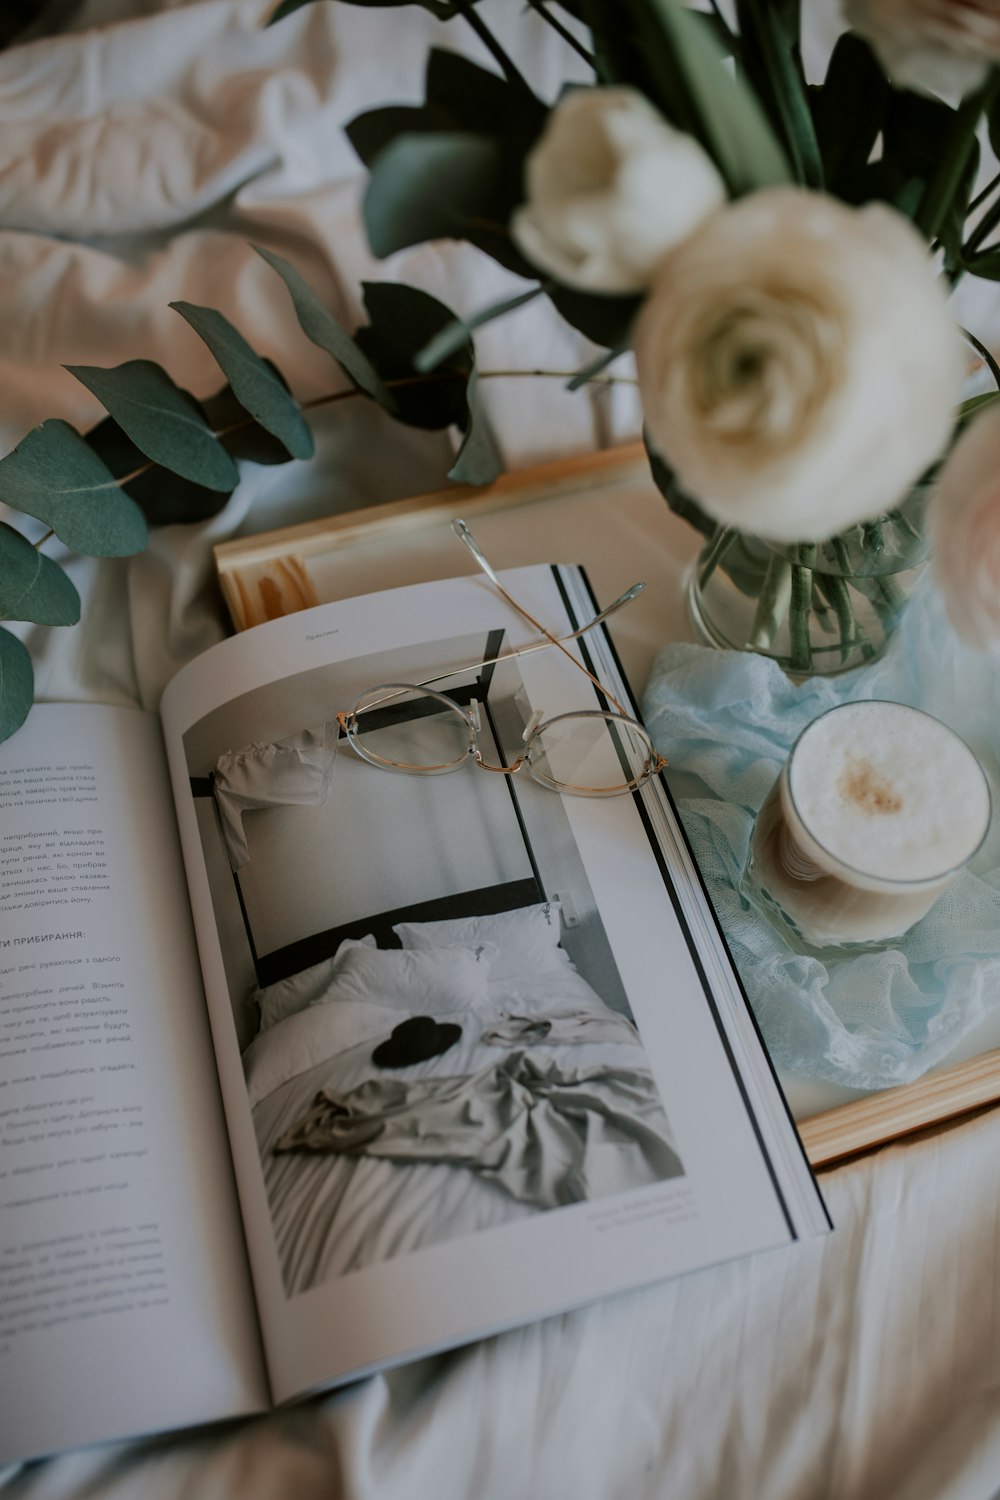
[686,497,930,676]
[683,331,999,677]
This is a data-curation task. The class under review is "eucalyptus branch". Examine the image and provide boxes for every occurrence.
[98,367,639,495]
[450,0,532,92]
[33,528,54,552]
[522,0,596,68]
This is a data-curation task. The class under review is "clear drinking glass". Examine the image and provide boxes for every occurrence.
[742,701,991,953]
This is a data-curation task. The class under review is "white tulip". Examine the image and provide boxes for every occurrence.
[633,188,964,544]
[510,86,726,294]
[844,0,1000,98]
[930,402,1000,650]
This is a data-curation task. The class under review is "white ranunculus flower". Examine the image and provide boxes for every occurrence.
[929,403,1000,649]
[633,187,964,544]
[844,0,1000,98]
[510,86,726,294]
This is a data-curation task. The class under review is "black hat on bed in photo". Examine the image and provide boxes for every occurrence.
[372,1016,462,1069]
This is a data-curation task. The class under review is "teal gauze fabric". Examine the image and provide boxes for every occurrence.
[641,578,1000,1090]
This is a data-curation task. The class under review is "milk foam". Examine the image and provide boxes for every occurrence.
[787,702,990,885]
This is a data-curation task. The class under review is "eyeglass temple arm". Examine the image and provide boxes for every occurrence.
[451,518,637,717]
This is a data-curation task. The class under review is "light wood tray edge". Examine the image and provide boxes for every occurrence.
[800,1045,1000,1169]
[214,443,649,630]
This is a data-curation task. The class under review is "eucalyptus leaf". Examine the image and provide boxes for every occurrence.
[363,131,502,257]
[65,360,239,492]
[547,284,640,349]
[356,281,472,430]
[0,420,147,556]
[416,286,544,373]
[170,302,314,461]
[0,524,80,626]
[447,369,501,484]
[346,104,454,168]
[254,246,394,407]
[84,414,234,527]
[0,626,33,743]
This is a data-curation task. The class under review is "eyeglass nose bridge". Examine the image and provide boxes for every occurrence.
[466,698,527,775]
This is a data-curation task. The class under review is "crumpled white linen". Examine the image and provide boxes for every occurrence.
[0,0,640,722]
[3,6,1000,1500]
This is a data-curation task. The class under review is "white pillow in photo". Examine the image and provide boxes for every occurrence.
[242,996,403,1108]
[393,902,567,983]
[253,934,376,1033]
[314,943,495,1018]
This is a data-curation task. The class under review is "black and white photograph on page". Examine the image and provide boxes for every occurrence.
[183,630,684,1298]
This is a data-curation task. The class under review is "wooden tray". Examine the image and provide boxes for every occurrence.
[214,444,1000,1171]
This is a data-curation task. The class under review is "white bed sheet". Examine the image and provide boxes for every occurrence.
[3,3,1000,1498]
[250,963,658,1290]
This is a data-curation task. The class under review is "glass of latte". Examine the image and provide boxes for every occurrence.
[743,702,991,952]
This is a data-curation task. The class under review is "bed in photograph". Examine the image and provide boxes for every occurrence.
[243,901,682,1293]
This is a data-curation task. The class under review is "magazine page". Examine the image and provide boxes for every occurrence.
[0,705,267,1465]
[159,565,829,1404]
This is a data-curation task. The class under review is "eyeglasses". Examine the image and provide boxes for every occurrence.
[334,520,667,798]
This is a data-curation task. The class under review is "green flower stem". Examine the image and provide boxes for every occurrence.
[861,520,885,561]
[830,534,853,577]
[815,572,857,665]
[789,562,813,672]
[522,0,596,67]
[449,0,532,93]
[748,554,792,650]
[698,527,738,590]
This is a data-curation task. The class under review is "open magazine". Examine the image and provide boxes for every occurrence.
[0,558,830,1464]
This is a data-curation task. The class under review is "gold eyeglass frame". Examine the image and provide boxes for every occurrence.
[333,519,668,798]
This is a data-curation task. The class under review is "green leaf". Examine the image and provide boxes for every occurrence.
[356,282,470,429]
[425,46,546,140]
[0,420,147,556]
[415,286,544,373]
[585,0,792,195]
[65,360,239,492]
[447,369,501,484]
[254,246,394,407]
[170,302,314,461]
[346,104,454,168]
[812,34,889,195]
[547,284,640,348]
[363,131,502,257]
[356,282,497,481]
[83,413,231,527]
[913,76,995,240]
[963,247,1000,279]
[0,627,33,743]
[0,524,80,626]
[735,0,822,187]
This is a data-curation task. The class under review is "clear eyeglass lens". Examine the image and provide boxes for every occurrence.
[526,712,655,795]
[349,685,471,772]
